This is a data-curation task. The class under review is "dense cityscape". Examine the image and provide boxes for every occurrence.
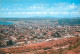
[0,18,80,54]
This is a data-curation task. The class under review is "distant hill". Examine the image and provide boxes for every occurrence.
[58,18,80,25]
[0,17,80,26]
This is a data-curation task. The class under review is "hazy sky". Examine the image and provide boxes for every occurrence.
[0,0,80,18]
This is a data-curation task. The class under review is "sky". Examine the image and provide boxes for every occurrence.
[0,0,80,18]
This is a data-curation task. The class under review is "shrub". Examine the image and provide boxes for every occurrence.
[43,47,51,50]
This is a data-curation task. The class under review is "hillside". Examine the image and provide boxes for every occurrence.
[0,37,80,54]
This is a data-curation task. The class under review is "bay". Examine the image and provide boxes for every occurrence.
[0,21,14,25]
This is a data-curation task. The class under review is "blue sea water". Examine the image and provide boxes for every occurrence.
[0,21,14,25]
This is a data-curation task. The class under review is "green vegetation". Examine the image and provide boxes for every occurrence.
[43,47,51,50]
[50,18,80,25]
[73,42,80,48]
[7,40,13,45]
[37,37,44,39]
[58,18,80,25]
[68,42,80,50]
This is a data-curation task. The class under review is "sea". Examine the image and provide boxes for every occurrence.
[0,21,14,25]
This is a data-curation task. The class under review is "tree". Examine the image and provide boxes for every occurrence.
[7,40,13,45]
